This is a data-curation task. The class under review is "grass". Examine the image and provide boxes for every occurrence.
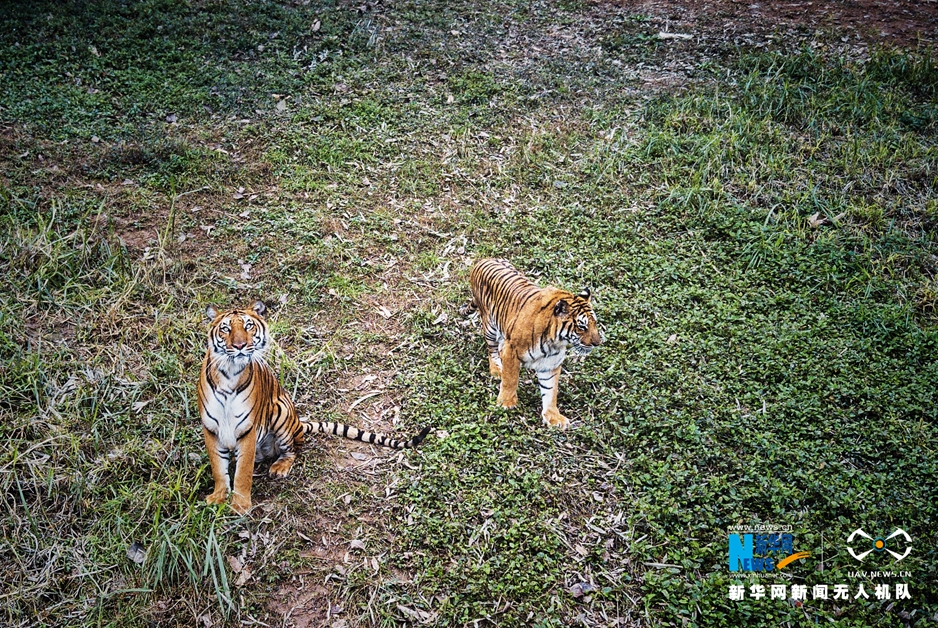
[1,0,937,626]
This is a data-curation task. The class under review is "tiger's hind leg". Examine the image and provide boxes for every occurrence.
[268,415,311,479]
[459,298,478,316]
[496,343,520,409]
[482,318,504,378]
[268,450,296,478]
[267,430,303,478]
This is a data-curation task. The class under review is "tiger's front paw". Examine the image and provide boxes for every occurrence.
[489,363,503,378]
[206,488,228,505]
[542,409,570,430]
[230,498,252,515]
[496,390,517,409]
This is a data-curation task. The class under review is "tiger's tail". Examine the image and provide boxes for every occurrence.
[303,422,432,449]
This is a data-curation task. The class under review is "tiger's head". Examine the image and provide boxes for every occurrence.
[553,288,603,356]
[205,301,270,362]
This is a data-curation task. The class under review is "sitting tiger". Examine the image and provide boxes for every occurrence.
[468,258,602,429]
[198,301,431,514]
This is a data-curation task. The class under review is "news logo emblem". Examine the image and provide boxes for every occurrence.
[728,533,810,572]
[846,528,911,562]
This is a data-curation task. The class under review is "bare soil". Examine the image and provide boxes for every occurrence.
[619,0,938,45]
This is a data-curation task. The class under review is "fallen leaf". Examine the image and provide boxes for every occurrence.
[89,45,101,57]
[200,224,215,234]
[396,605,436,623]
[568,582,596,598]
[165,113,177,124]
[91,136,100,143]
[131,399,153,413]
[126,542,145,565]
[371,557,379,572]
[657,31,693,40]
[311,20,321,32]
[276,99,287,112]
[227,555,243,573]
[349,539,365,551]
[240,262,252,280]
[121,179,134,186]
[235,566,251,587]
[807,212,827,228]
[349,452,369,461]
[199,614,213,628]
[432,312,448,325]
[574,544,588,556]
[348,391,382,411]
[377,306,393,319]
[666,334,677,344]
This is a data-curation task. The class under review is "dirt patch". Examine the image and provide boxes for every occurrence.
[267,582,334,628]
[613,0,938,46]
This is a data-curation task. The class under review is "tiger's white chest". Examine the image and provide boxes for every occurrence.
[525,344,567,373]
[206,394,250,450]
[202,364,254,451]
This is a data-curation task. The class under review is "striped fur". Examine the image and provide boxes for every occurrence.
[198,301,431,514]
[469,258,602,429]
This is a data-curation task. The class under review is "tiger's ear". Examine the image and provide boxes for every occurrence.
[553,299,570,317]
[578,287,592,301]
[205,305,219,320]
[251,300,267,316]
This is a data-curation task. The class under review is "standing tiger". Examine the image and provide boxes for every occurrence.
[198,301,431,514]
[468,258,602,429]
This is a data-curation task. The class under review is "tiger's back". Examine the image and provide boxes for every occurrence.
[469,258,542,332]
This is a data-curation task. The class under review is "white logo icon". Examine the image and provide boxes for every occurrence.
[847,528,911,562]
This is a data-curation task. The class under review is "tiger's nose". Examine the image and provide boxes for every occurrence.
[231,340,247,350]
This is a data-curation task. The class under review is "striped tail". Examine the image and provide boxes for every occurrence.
[303,422,432,449]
